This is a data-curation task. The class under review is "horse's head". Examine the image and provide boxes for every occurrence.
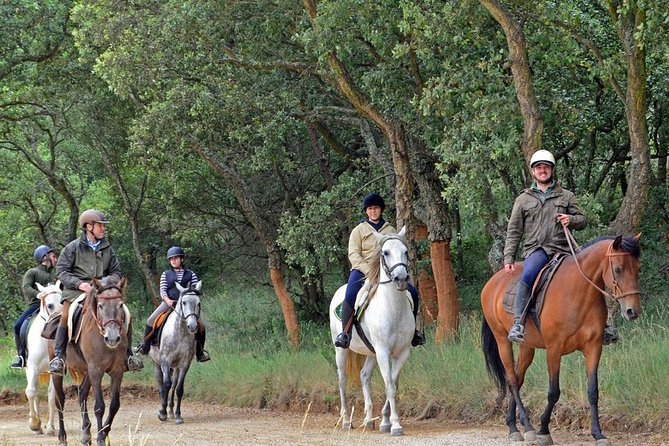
[36,280,63,317]
[88,276,127,349]
[175,280,202,334]
[375,226,410,291]
[605,233,642,321]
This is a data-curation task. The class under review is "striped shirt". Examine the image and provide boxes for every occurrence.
[159,269,200,299]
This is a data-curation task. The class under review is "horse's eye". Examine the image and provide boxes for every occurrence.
[614,266,623,276]
[383,250,389,256]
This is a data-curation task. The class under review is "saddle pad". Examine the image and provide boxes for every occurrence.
[503,253,568,318]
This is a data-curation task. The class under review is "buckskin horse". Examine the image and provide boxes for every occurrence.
[481,234,641,446]
[50,276,130,446]
[329,227,415,436]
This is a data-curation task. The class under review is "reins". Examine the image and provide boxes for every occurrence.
[90,287,125,336]
[563,226,639,300]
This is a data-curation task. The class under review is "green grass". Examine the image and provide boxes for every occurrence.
[3,283,669,435]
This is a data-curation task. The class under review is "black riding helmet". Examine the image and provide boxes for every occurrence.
[166,246,186,260]
[362,193,385,211]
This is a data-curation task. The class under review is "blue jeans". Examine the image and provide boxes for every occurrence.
[520,249,549,287]
[344,269,419,317]
[14,302,40,339]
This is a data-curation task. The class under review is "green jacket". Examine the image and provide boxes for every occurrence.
[57,233,121,302]
[22,264,57,305]
[503,183,586,265]
[348,220,396,276]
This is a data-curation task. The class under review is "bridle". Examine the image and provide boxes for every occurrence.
[90,286,125,336]
[39,290,62,321]
[564,227,639,300]
[378,235,410,285]
[176,289,201,322]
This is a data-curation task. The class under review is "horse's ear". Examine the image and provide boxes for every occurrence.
[176,282,186,292]
[118,276,127,293]
[633,232,642,243]
[55,279,62,291]
[194,280,202,292]
[398,226,406,238]
[92,277,101,289]
[612,235,623,250]
[36,282,46,293]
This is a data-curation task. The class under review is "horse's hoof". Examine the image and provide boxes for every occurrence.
[524,430,537,442]
[33,428,44,435]
[342,421,351,431]
[595,439,611,446]
[158,410,167,422]
[379,424,390,433]
[175,416,184,425]
[45,428,55,436]
[29,417,41,431]
[509,432,524,442]
[364,420,375,430]
[537,434,554,445]
[390,427,404,436]
[80,434,92,445]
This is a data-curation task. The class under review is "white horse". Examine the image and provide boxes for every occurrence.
[149,280,202,424]
[25,281,63,435]
[329,227,415,436]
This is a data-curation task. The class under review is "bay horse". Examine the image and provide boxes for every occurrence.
[481,234,641,446]
[51,276,130,446]
[328,227,415,436]
[148,280,202,424]
[25,281,63,435]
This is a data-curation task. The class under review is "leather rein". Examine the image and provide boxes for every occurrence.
[90,286,125,336]
[564,226,639,300]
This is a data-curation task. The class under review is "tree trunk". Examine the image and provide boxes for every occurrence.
[190,141,301,348]
[431,240,460,342]
[609,2,652,234]
[479,0,544,164]
[415,226,438,325]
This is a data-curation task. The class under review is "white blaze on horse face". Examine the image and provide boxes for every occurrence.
[98,301,123,349]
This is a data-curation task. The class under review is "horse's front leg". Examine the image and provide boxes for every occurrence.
[174,366,190,424]
[360,355,378,431]
[168,367,177,419]
[583,343,608,445]
[157,361,171,421]
[78,374,92,445]
[100,372,123,445]
[46,375,56,435]
[334,349,351,430]
[536,348,562,445]
[25,365,42,433]
[378,348,410,436]
[52,373,68,446]
[88,371,107,446]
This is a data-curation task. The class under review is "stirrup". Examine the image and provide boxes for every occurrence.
[196,350,211,363]
[49,357,65,375]
[10,355,25,369]
[334,332,350,349]
[134,342,149,355]
[126,355,144,372]
[507,323,526,344]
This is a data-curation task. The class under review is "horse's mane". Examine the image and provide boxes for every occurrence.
[580,235,641,258]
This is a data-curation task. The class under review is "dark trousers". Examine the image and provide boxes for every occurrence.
[14,302,40,339]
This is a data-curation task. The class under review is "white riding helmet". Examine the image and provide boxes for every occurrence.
[529,150,556,168]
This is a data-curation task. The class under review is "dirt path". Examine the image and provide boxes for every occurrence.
[1,392,667,446]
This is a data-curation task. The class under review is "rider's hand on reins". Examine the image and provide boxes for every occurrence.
[555,213,570,228]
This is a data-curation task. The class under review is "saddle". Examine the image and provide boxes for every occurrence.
[503,253,568,330]
[147,309,173,347]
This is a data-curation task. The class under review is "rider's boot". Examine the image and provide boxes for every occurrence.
[334,301,354,349]
[125,326,144,372]
[409,292,426,347]
[195,325,210,362]
[508,282,532,344]
[10,336,25,369]
[48,326,68,375]
[135,325,153,355]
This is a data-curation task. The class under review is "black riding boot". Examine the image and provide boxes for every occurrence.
[49,326,68,375]
[10,336,25,369]
[508,282,532,343]
[334,301,354,349]
[135,325,153,355]
[195,326,210,362]
[410,295,426,347]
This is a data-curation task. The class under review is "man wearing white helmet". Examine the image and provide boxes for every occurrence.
[504,150,591,343]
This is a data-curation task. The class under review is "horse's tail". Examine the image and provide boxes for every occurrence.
[345,351,365,389]
[481,317,507,399]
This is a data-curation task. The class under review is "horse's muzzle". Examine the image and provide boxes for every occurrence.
[393,275,409,292]
[624,308,640,321]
